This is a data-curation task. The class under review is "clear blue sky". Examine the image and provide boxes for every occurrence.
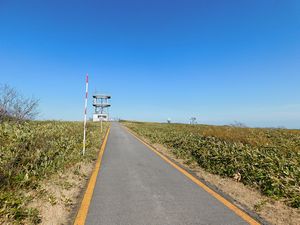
[0,0,300,128]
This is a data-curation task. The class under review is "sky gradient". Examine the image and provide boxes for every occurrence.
[0,0,300,128]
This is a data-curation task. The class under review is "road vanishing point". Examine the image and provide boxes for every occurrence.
[77,123,260,225]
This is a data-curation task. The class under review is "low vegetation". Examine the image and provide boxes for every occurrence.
[0,120,108,224]
[123,121,300,208]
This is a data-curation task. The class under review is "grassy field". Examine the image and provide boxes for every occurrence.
[0,120,108,224]
[123,121,300,208]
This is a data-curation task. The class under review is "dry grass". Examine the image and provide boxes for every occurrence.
[151,142,300,225]
[124,122,300,225]
[123,121,300,208]
[0,120,109,224]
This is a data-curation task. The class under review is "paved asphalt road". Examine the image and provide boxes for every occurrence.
[86,123,248,225]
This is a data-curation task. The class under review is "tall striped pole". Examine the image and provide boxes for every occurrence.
[82,73,89,155]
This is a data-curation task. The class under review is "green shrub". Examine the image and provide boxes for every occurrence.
[0,121,109,223]
[123,121,300,208]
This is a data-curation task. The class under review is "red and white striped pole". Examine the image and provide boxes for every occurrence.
[82,73,89,155]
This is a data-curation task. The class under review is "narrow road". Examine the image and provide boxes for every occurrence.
[85,123,249,225]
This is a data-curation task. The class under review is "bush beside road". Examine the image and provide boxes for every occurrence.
[0,121,109,224]
[123,121,300,209]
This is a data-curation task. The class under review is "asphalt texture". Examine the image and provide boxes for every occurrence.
[85,123,248,225]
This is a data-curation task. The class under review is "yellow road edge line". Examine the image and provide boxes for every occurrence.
[74,127,111,225]
[124,126,260,225]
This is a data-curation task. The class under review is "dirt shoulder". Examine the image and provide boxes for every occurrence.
[129,130,300,225]
[27,162,94,225]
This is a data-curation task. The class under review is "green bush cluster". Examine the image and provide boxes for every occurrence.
[0,121,108,224]
[124,122,300,208]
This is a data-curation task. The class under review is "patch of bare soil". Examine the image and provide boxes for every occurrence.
[27,162,94,225]
[137,135,299,225]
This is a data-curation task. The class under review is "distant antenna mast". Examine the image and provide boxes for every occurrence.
[190,117,197,125]
[82,73,89,155]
